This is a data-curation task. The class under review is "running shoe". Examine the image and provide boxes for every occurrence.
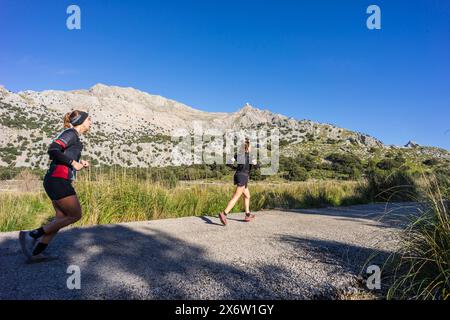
[244,212,256,222]
[19,231,35,259]
[219,212,228,226]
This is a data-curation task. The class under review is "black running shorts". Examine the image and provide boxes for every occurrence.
[43,176,76,201]
[233,172,249,188]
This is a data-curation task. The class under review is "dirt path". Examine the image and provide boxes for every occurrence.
[0,202,421,299]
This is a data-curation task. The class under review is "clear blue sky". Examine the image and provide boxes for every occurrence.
[1,0,449,149]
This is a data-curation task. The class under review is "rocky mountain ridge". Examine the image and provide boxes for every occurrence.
[0,84,448,168]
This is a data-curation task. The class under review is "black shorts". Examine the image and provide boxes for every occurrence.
[43,176,76,201]
[233,172,249,188]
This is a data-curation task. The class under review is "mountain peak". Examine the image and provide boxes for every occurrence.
[88,83,146,99]
[405,140,420,148]
[89,83,113,93]
[91,83,107,88]
[238,103,256,113]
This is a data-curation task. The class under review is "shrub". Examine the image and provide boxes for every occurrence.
[324,153,363,179]
[365,168,419,202]
[285,165,308,181]
[423,158,440,167]
[377,157,405,170]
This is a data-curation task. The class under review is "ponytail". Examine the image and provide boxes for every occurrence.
[63,110,81,129]
[244,138,250,153]
[63,112,72,129]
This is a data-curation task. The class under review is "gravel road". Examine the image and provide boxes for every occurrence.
[0,202,422,300]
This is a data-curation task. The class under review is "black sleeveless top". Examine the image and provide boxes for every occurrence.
[229,152,259,175]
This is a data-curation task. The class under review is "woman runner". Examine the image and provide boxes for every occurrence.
[19,110,92,263]
[218,139,259,226]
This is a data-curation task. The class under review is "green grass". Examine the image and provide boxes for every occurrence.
[0,177,368,232]
[0,192,52,232]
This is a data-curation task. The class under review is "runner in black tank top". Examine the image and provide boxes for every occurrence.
[233,151,254,188]
[219,139,259,226]
[19,110,92,263]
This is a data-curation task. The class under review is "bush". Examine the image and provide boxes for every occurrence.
[296,154,317,171]
[365,168,419,202]
[324,153,362,179]
[279,139,290,148]
[0,168,45,180]
[285,165,308,181]
[377,157,405,170]
[250,167,266,181]
[423,158,440,167]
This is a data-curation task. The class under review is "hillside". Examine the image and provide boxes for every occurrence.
[0,84,449,169]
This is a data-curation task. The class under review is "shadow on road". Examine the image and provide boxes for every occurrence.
[0,224,317,300]
[279,235,391,275]
[278,235,394,295]
[198,216,223,226]
[277,202,424,229]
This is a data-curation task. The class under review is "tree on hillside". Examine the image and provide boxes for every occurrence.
[285,165,308,181]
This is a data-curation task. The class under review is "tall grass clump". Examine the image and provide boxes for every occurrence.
[433,168,450,198]
[0,172,368,231]
[0,192,52,232]
[387,175,449,300]
[74,178,367,226]
[364,168,419,202]
[74,172,244,225]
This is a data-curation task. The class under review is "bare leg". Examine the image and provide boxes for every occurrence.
[243,186,250,213]
[224,186,245,214]
[42,195,82,236]
[39,201,67,245]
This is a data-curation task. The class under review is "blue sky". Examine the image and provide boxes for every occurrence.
[1,0,449,149]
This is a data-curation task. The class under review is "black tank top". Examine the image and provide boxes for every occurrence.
[233,152,259,175]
